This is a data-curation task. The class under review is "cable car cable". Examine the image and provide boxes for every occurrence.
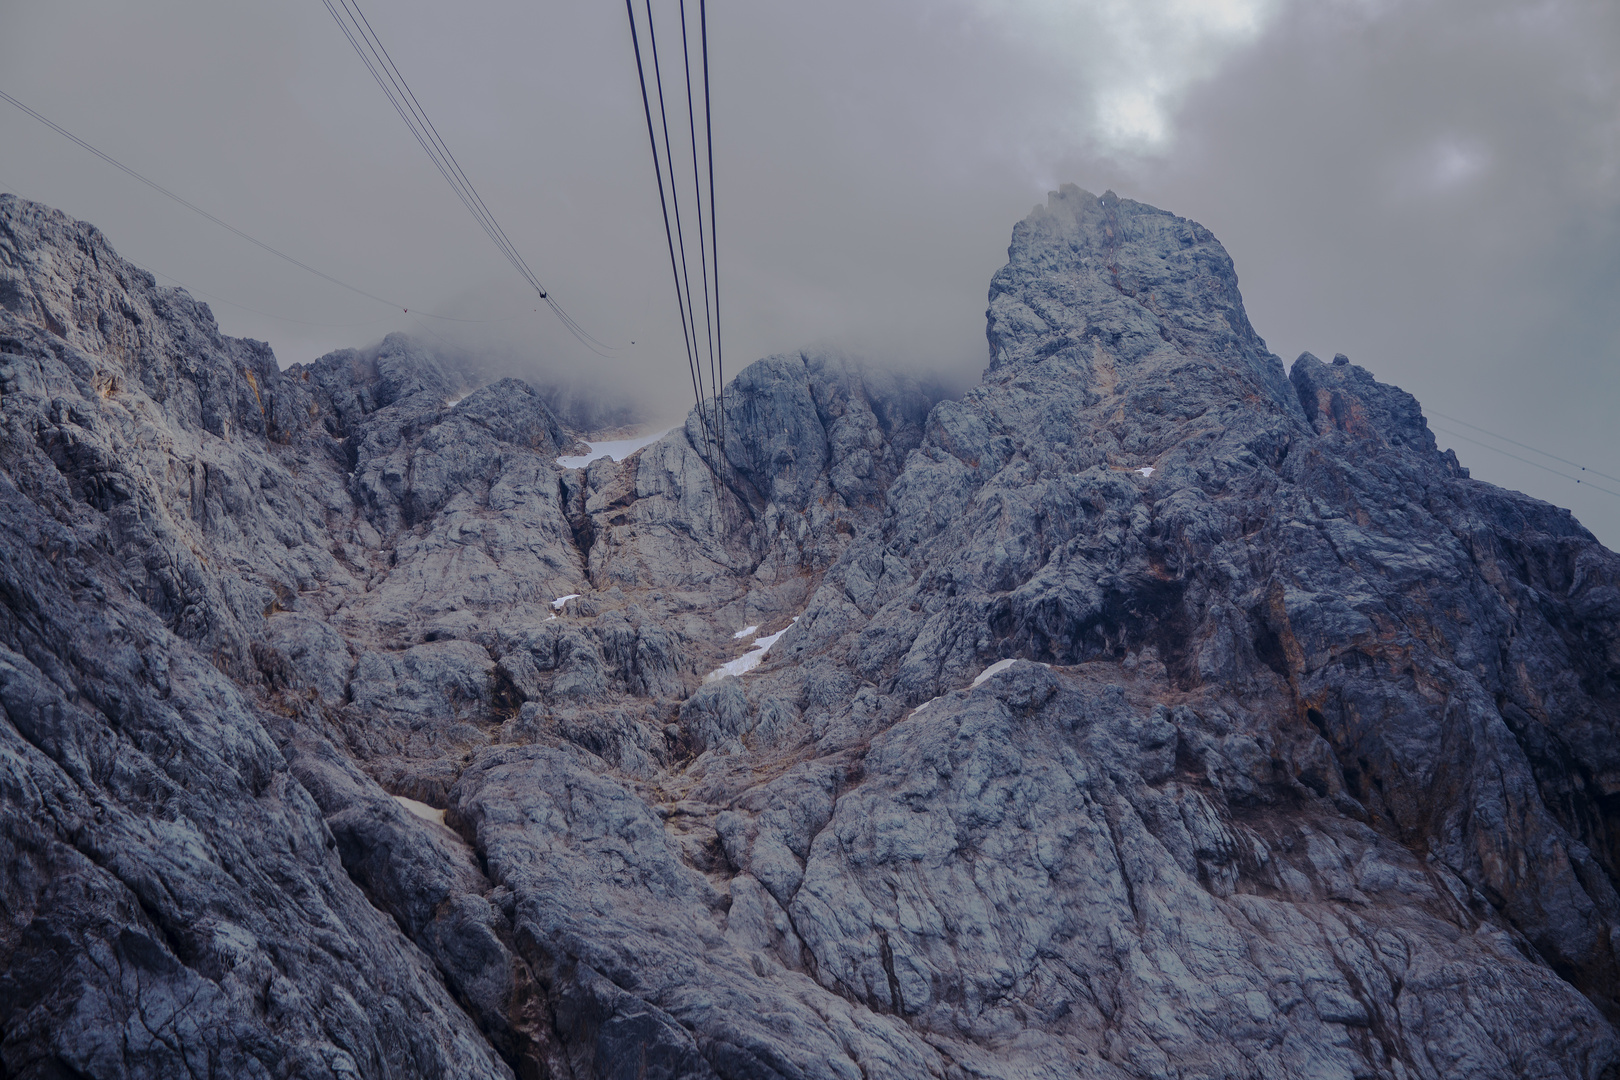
[322,0,615,354]
[626,0,715,466]
[699,0,725,458]
[324,0,536,292]
[1429,410,1620,485]
[645,0,720,464]
[0,86,528,327]
[1431,425,1620,499]
[679,0,721,462]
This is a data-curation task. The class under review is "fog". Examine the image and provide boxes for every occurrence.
[2,0,1616,543]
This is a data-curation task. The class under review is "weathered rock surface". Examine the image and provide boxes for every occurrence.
[0,196,512,1079]
[3,185,1619,1079]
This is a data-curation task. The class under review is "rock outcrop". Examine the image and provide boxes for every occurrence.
[3,186,1618,1079]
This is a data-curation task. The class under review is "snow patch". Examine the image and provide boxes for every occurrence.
[732,624,760,640]
[392,795,447,827]
[972,658,1020,687]
[444,395,465,409]
[705,618,799,682]
[557,428,674,469]
[971,658,1020,688]
[911,696,940,716]
[970,658,1051,688]
[551,594,581,610]
[1136,466,1154,477]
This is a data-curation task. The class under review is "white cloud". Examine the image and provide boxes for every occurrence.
[965,0,1286,153]
[1382,136,1493,199]
[1427,140,1490,190]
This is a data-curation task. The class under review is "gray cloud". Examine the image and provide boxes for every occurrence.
[2,0,1615,541]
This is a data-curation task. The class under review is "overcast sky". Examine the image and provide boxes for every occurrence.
[3,0,1617,545]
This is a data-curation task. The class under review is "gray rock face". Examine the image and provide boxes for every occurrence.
[3,184,1619,1079]
[0,195,512,1079]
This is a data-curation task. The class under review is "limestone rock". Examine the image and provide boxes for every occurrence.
[4,185,1619,1079]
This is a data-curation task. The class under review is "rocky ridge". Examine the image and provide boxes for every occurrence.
[2,185,1618,1078]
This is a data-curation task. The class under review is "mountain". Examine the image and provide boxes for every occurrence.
[2,186,1618,1079]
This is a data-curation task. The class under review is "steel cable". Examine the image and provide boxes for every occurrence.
[625,0,727,472]
[626,1,704,413]
[1429,410,1620,486]
[1432,425,1620,499]
[323,0,615,354]
[3,87,419,315]
[0,86,524,324]
[626,0,719,470]
[680,0,721,463]
[645,0,720,466]
[700,0,725,458]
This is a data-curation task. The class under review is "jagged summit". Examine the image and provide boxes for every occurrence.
[987,184,1301,419]
[3,190,1619,1079]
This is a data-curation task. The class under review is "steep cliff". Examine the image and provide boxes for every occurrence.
[2,187,1617,1079]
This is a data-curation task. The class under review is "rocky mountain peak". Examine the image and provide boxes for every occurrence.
[987,183,1302,421]
[3,189,1619,1079]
